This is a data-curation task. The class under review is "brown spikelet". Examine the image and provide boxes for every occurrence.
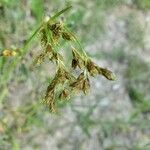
[62,32,72,41]
[86,59,99,76]
[82,77,90,94]
[100,68,116,81]
[51,68,75,86]
[49,22,63,42]
[72,48,85,69]
[59,89,70,100]
[44,88,56,112]
[40,28,48,46]
[49,22,63,31]
[70,72,85,91]
[72,58,78,69]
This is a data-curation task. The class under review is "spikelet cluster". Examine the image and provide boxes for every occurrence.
[32,9,116,112]
[0,7,116,112]
[33,22,116,111]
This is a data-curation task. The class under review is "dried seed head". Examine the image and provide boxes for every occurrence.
[96,66,103,75]
[70,73,91,94]
[70,81,83,91]
[86,59,116,80]
[86,59,99,76]
[53,31,62,42]
[101,68,116,81]
[2,49,17,57]
[44,88,56,112]
[49,22,63,31]
[72,48,85,69]
[44,67,76,111]
[70,72,85,91]
[46,98,56,112]
[62,32,72,41]
[40,28,48,46]
[82,77,90,95]
[46,82,56,93]
[49,22,63,42]
[77,73,90,94]
[53,68,74,85]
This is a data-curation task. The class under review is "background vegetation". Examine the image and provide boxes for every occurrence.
[0,0,150,150]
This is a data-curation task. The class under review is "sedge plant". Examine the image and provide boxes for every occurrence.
[0,6,116,112]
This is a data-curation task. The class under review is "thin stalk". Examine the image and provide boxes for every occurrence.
[64,26,88,58]
[21,24,43,55]
[48,6,72,23]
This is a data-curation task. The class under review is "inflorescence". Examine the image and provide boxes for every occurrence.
[1,6,116,112]
[33,8,116,112]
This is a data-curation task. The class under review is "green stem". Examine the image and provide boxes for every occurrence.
[22,24,43,54]
[48,6,72,23]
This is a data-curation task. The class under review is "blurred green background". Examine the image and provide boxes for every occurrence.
[0,0,150,150]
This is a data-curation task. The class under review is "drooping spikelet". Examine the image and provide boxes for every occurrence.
[30,6,116,112]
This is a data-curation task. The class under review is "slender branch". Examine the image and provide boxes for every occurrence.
[48,6,72,23]
[22,24,43,52]
[64,26,88,58]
